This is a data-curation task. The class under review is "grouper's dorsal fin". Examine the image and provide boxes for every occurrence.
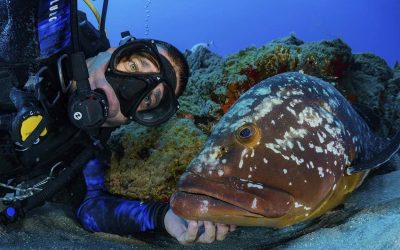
[347,131,400,175]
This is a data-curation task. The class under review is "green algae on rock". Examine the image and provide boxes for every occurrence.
[217,35,353,114]
[106,118,207,201]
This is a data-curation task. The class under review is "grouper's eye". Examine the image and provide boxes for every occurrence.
[235,123,261,147]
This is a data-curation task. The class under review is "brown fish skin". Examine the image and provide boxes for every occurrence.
[171,72,384,227]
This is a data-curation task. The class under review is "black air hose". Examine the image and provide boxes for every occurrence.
[22,147,93,211]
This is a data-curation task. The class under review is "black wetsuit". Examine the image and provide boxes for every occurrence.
[0,0,169,234]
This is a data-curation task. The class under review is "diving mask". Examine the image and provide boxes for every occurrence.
[105,39,179,126]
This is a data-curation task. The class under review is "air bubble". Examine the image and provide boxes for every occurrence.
[144,0,152,37]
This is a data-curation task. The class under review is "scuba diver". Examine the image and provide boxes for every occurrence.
[0,0,235,245]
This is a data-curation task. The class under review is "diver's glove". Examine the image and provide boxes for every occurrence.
[164,208,237,245]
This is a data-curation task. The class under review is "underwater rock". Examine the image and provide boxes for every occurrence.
[178,47,224,129]
[337,54,393,130]
[382,64,400,135]
[215,35,352,116]
[106,118,207,201]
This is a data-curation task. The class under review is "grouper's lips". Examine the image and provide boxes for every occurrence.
[170,171,294,221]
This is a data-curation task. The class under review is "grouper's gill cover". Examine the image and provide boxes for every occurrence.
[171,72,389,227]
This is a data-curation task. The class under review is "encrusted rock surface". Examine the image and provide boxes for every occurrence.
[106,118,207,201]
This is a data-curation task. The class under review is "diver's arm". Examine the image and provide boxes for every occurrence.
[76,159,169,234]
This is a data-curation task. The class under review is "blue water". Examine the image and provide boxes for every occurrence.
[80,0,400,67]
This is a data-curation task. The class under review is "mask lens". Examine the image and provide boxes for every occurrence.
[111,43,161,75]
[118,77,148,100]
[132,82,179,126]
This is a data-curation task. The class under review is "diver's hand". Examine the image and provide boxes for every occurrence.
[164,208,236,245]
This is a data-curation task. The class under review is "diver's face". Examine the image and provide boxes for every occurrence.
[115,53,166,112]
[87,47,171,127]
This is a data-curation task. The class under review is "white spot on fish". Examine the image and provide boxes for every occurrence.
[289,182,292,186]
[238,149,248,169]
[251,198,258,209]
[218,170,224,176]
[290,89,304,96]
[297,141,305,151]
[298,107,323,127]
[315,146,323,153]
[283,169,288,174]
[200,200,209,214]
[323,102,332,113]
[254,86,272,96]
[291,155,304,165]
[317,132,325,143]
[251,149,255,158]
[254,97,284,119]
[309,161,315,169]
[324,124,341,137]
[304,180,308,183]
[248,175,252,178]
[286,107,297,116]
[271,120,276,125]
[304,206,311,211]
[239,159,244,169]
[295,202,303,208]
[266,127,307,160]
[222,159,227,164]
[290,99,302,107]
[318,167,325,178]
[263,158,268,164]
[333,184,337,190]
[247,183,263,189]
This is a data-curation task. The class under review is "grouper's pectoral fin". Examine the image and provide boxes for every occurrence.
[347,131,400,174]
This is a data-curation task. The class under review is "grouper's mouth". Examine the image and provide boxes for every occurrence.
[170,171,294,223]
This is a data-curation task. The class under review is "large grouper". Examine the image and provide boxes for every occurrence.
[170,72,400,227]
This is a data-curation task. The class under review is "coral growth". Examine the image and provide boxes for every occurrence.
[106,118,207,201]
[214,35,353,113]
